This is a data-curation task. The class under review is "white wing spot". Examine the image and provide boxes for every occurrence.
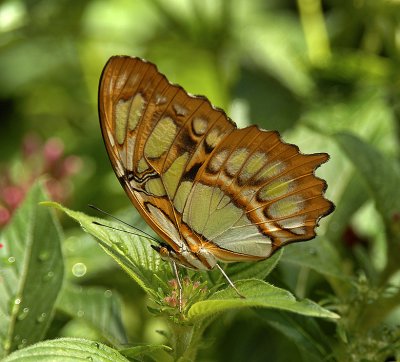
[208,149,229,173]
[192,117,208,135]
[173,103,188,116]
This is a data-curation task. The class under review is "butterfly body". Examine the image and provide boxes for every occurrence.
[99,56,334,277]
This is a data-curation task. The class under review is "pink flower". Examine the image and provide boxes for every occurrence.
[0,133,81,229]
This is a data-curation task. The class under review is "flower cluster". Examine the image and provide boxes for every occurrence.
[0,133,82,229]
[163,276,208,315]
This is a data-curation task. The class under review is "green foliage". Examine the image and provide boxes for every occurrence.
[0,181,64,357]
[36,202,337,360]
[1,338,130,362]
[1,0,400,360]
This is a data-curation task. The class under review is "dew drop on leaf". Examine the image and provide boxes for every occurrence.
[77,310,85,317]
[104,290,112,298]
[17,339,27,349]
[8,256,15,264]
[38,250,50,262]
[36,312,47,323]
[72,262,87,277]
[42,271,55,282]
[114,241,128,254]
[17,307,29,320]
[9,297,21,314]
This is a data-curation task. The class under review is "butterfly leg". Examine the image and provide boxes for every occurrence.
[171,260,183,312]
[216,264,245,299]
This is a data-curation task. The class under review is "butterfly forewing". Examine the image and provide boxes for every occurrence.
[99,55,334,269]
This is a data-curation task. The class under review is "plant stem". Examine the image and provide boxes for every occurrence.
[297,0,331,65]
[168,319,209,361]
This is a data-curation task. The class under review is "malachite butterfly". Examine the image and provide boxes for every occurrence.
[98,56,334,302]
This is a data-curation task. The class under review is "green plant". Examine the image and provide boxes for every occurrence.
[1,181,338,361]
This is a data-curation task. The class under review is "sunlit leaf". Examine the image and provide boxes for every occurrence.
[188,279,339,322]
[0,181,64,357]
[2,337,129,362]
[42,202,170,298]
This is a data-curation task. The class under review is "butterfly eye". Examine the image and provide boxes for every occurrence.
[159,246,170,260]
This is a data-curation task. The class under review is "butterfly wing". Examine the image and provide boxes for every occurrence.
[99,56,235,253]
[99,56,334,265]
[180,126,333,262]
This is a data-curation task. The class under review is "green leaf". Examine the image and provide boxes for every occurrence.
[228,249,283,282]
[325,172,369,243]
[202,249,283,294]
[280,238,346,280]
[119,344,172,361]
[0,181,64,357]
[257,309,333,361]
[188,279,339,322]
[41,202,170,298]
[2,337,129,362]
[334,132,400,225]
[57,285,127,347]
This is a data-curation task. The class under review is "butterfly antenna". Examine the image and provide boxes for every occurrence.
[89,204,159,244]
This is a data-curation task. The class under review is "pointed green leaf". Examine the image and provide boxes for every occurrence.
[57,285,127,347]
[41,202,170,297]
[188,279,339,322]
[2,337,129,362]
[0,181,64,357]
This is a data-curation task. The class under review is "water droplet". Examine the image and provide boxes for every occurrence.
[42,271,55,282]
[104,290,112,298]
[77,310,85,317]
[38,251,50,262]
[17,339,27,349]
[17,307,29,320]
[8,256,15,264]
[114,241,128,254]
[36,312,47,323]
[9,297,21,314]
[86,357,93,361]
[92,342,100,349]
[72,262,87,277]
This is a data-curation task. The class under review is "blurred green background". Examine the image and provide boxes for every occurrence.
[1,0,400,361]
